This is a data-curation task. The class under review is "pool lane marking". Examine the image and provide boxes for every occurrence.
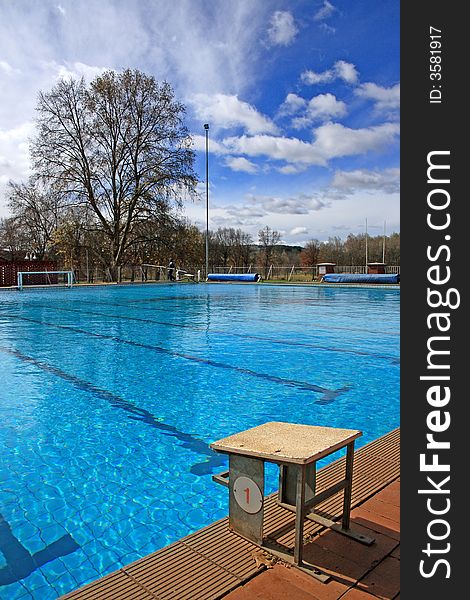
[32,296,399,337]
[26,302,400,365]
[112,293,400,331]
[0,345,226,476]
[0,512,79,586]
[4,315,351,403]
[96,290,398,311]
[95,297,401,336]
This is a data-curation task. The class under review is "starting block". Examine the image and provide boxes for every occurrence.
[210,421,375,582]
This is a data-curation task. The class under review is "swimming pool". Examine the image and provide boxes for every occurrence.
[0,283,399,598]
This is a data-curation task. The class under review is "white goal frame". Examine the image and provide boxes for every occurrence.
[17,270,74,290]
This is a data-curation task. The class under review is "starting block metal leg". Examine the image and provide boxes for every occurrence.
[337,442,374,545]
[342,442,354,531]
[285,464,331,583]
[293,465,306,565]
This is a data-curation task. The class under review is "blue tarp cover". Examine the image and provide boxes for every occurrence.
[322,273,399,284]
[207,273,260,282]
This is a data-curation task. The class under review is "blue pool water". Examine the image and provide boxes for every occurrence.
[0,283,399,598]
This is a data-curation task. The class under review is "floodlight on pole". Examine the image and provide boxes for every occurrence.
[204,123,209,279]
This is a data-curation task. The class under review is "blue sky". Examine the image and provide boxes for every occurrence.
[0,0,399,245]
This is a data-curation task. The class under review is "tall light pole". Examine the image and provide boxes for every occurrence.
[365,218,368,269]
[204,123,209,279]
[382,220,386,264]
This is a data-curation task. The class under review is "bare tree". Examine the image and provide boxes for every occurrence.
[214,228,233,268]
[209,227,254,270]
[7,178,63,260]
[258,226,281,278]
[385,232,400,264]
[31,69,197,280]
[319,236,345,264]
[0,217,29,261]
[232,230,253,268]
[299,239,321,280]
[170,221,205,272]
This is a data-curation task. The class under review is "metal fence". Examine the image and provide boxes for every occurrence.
[42,263,400,285]
[209,264,400,282]
[72,264,167,284]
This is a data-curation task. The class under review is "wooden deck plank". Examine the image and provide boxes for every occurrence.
[60,570,154,600]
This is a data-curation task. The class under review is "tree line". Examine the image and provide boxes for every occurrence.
[0,193,399,278]
[0,68,399,280]
[299,233,400,268]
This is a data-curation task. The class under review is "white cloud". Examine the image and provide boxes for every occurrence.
[310,197,329,211]
[267,11,298,46]
[334,60,358,84]
[191,134,230,155]
[355,82,400,111]
[319,23,336,34]
[190,93,278,134]
[0,121,34,180]
[223,134,327,166]
[261,196,310,214]
[330,168,400,194]
[225,203,267,218]
[301,60,359,85]
[289,226,309,235]
[0,2,272,109]
[219,121,398,167]
[56,4,66,16]
[0,121,35,214]
[278,93,307,117]
[209,215,250,228]
[277,164,308,174]
[225,156,258,173]
[145,3,268,98]
[201,192,331,243]
[292,93,347,127]
[312,121,399,159]
[0,60,20,76]
[43,60,109,83]
[301,69,333,85]
[314,1,336,21]
[308,93,346,119]
[246,193,328,215]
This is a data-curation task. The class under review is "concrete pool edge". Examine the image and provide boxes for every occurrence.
[1,280,400,292]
